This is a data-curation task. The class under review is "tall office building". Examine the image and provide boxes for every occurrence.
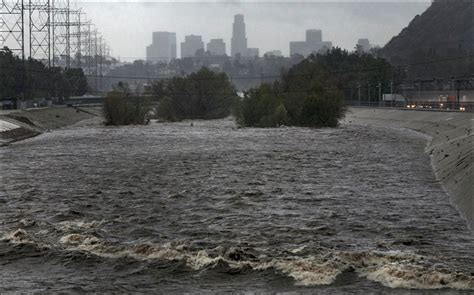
[289,29,333,57]
[244,48,259,58]
[306,29,322,45]
[290,41,309,56]
[207,39,226,56]
[231,14,247,57]
[306,29,323,53]
[146,32,177,63]
[181,35,205,58]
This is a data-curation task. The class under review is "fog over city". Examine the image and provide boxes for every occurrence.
[78,1,430,60]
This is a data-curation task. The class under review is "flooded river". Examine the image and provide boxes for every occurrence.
[0,118,472,293]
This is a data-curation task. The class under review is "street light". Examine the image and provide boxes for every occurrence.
[357,83,361,106]
[378,82,382,107]
[368,83,371,106]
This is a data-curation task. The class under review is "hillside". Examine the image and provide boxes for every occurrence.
[382,0,473,79]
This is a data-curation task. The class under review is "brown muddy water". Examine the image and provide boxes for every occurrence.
[0,118,472,293]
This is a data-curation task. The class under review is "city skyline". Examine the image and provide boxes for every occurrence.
[146,15,362,61]
[79,1,430,61]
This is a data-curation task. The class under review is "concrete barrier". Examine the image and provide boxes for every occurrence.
[0,106,100,145]
[344,107,473,231]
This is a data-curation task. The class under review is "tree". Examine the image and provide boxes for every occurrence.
[147,67,238,121]
[0,47,90,100]
[102,82,151,126]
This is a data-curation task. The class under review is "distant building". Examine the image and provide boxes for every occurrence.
[207,39,226,56]
[181,35,204,58]
[357,38,371,52]
[264,50,282,57]
[306,29,322,45]
[146,31,176,63]
[243,48,259,58]
[290,41,308,56]
[231,14,248,57]
[321,41,333,52]
[290,29,333,57]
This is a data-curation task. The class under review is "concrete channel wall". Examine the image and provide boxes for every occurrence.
[345,107,473,231]
[0,106,100,145]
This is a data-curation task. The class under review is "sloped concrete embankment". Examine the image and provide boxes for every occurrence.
[0,106,100,145]
[345,108,473,231]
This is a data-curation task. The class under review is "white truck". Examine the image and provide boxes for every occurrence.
[383,94,406,106]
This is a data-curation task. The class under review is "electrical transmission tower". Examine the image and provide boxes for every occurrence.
[27,0,50,65]
[2,0,111,97]
[1,0,25,60]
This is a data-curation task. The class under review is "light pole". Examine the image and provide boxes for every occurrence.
[358,83,361,106]
[378,82,382,107]
[368,83,371,106]
[390,81,393,108]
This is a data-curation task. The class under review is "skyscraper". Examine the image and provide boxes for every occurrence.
[290,41,309,57]
[244,48,259,58]
[207,39,226,56]
[231,14,247,57]
[306,29,322,45]
[181,35,204,58]
[146,32,177,63]
[289,29,333,57]
[306,29,323,53]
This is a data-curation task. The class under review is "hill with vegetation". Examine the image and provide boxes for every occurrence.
[382,0,473,79]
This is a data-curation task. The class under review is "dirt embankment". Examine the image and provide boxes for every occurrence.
[0,106,101,145]
[344,108,473,231]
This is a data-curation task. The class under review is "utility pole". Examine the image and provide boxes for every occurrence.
[390,81,393,108]
[378,82,382,107]
[456,79,460,105]
[368,83,371,106]
[403,82,406,101]
[358,83,361,106]
[418,80,421,101]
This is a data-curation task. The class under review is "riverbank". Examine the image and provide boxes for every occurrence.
[344,107,473,231]
[0,106,101,145]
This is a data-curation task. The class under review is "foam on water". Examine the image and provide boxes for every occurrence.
[2,229,30,244]
[3,228,472,290]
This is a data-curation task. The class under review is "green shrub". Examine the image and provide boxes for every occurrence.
[155,97,177,122]
[235,52,349,128]
[102,82,151,126]
[235,85,345,128]
[147,67,238,121]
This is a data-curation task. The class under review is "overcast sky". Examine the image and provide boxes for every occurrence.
[77,1,431,61]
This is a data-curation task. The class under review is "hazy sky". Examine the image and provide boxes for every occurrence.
[77,1,431,61]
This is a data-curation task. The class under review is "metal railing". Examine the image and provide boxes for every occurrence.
[345,100,474,113]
